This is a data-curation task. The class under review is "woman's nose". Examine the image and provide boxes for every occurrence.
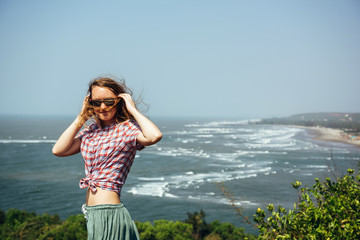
[100,102,107,108]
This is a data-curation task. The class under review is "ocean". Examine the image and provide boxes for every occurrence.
[0,115,359,234]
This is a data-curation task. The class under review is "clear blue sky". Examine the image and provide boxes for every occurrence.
[1,0,359,119]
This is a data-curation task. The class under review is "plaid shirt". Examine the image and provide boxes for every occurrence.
[77,119,144,196]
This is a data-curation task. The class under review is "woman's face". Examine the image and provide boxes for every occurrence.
[91,86,118,126]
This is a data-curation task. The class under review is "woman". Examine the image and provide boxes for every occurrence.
[52,76,162,240]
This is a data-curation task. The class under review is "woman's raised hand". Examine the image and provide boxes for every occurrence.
[82,95,90,111]
[117,93,162,146]
[77,95,91,125]
[118,93,137,113]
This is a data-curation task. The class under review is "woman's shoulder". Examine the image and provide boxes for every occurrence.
[77,122,99,139]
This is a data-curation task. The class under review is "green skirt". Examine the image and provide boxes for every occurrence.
[83,204,140,240]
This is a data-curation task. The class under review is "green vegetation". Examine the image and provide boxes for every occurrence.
[136,210,257,240]
[254,169,360,239]
[0,209,87,240]
[257,112,360,133]
[0,208,256,240]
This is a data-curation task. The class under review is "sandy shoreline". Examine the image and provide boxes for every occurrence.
[290,125,360,148]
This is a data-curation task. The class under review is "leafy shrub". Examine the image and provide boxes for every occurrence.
[209,220,256,240]
[0,209,87,240]
[254,169,360,239]
[136,219,193,240]
[0,208,61,240]
[184,210,210,239]
[38,214,87,240]
[136,210,256,240]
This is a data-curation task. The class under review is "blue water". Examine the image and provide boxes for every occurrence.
[0,115,359,234]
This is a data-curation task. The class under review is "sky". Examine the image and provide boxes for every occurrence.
[0,0,359,119]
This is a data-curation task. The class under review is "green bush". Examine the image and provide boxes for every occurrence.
[38,214,87,240]
[209,220,256,240]
[135,211,256,240]
[254,169,360,239]
[136,220,193,240]
[184,210,210,239]
[0,208,62,240]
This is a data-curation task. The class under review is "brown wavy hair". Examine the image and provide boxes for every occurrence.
[78,76,136,127]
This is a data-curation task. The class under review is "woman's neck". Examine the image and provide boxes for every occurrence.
[100,119,116,128]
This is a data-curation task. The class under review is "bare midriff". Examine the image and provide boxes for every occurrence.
[86,187,121,206]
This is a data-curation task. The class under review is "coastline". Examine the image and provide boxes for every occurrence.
[290,125,360,148]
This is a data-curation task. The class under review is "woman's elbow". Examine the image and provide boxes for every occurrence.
[153,132,162,144]
[52,150,61,157]
[52,145,68,157]
[52,147,63,157]
[142,132,162,146]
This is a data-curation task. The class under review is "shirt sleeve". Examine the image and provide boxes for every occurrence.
[125,119,145,151]
[76,123,96,141]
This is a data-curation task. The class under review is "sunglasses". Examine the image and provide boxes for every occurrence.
[89,98,120,107]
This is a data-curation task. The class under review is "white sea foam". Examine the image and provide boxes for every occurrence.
[175,138,197,143]
[197,128,233,134]
[138,177,165,181]
[127,181,169,198]
[129,164,272,199]
[128,164,271,201]
[186,194,257,206]
[240,127,302,145]
[235,150,270,156]
[195,134,214,138]
[173,127,244,136]
[188,195,201,200]
[305,165,328,169]
[164,193,179,198]
[213,152,242,162]
[224,135,238,140]
[153,147,210,158]
[184,120,250,128]
[244,137,298,149]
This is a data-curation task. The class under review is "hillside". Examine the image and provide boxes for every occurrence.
[257,113,360,134]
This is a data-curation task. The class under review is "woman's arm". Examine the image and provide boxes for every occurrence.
[119,94,162,146]
[52,97,89,157]
[52,116,82,157]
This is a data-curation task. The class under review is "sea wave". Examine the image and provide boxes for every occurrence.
[127,166,272,200]
[151,147,211,158]
[184,120,251,128]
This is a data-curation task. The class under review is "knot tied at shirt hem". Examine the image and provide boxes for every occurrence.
[79,178,98,193]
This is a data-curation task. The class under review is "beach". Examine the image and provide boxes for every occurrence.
[293,126,360,148]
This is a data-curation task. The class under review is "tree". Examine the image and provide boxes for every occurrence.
[254,169,360,239]
[0,209,62,240]
[184,210,210,240]
[38,214,87,240]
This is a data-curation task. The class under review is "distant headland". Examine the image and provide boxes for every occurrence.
[254,112,360,147]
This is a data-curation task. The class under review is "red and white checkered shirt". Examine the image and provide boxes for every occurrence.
[76,119,144,196]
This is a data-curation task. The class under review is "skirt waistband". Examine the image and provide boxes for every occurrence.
[85,203,125,211]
